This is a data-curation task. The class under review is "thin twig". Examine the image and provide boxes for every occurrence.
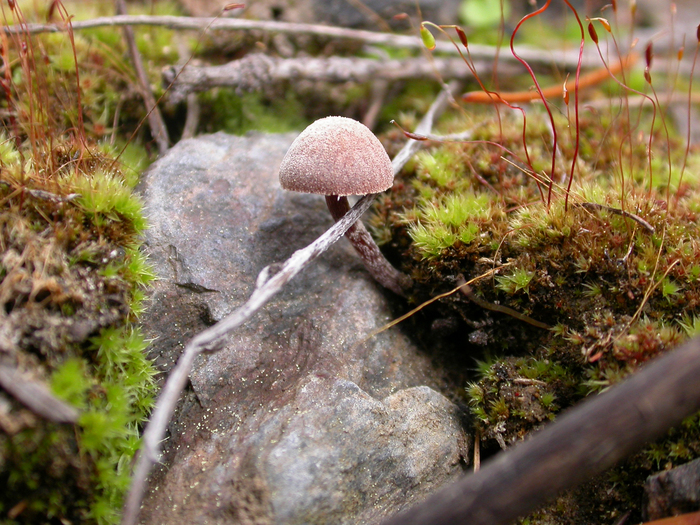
[180,92,201,140]
[362,79,389,130]
[352,262,508,351]
[457,277,550,330]
[0,364,79,424]
[578,202,655,234]
[642,510,700,525]
[120,81,461,525]
[0,181,80,202]
[1,14,603,70]
[115,0,169,156]
[461,54,639,104]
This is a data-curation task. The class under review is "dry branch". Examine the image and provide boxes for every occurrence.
[1,14,602,70]
[120,81,460,525]
[163,53,499,103]
[380,335,700,525]
[115,0,169,156]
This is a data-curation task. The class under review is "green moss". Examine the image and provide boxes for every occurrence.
[496,268,535,295]
[200,89,310,135]
[467,355,578,447]
[372,30,700,522]
[0,161,156,523]
[45,325,156,524]
[67,169,148,233]
[0,5,158,522]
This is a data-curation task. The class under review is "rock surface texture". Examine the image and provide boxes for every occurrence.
[137,132,469,524]
[644,458,700,521]
[178,0,460,29]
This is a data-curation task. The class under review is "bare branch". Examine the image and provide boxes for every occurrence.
[380,335,700,525]
[2,14,599,70]
[115,0,169,156]
[163,53,499,104]
[120,81,461,525]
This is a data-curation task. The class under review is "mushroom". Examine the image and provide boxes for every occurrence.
[278,116,412,296]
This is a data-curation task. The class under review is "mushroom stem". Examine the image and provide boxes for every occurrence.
[325,195,413,296]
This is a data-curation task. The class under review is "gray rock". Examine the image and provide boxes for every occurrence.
[644,457,700,520]
[179,0,460,29]
[309,0,460,29]
[137,132,469,524]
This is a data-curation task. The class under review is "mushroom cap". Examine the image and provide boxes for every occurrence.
[278,116,394,196]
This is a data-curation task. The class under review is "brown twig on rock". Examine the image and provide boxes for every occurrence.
[380,335,700,525]
[115,0,169,156]
[120,81,461,525]
[163,53,493,104]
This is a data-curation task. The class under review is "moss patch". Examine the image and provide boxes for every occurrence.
[0,4,157,523]
[0,148,156,524]
[374,94,700,522]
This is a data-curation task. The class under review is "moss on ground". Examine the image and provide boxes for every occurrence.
[0,148,157,524]
[373,80,700,523]
[0,3,160,524]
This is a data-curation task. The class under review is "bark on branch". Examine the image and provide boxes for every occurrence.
[163,54,499,103]
[1,14,599,70]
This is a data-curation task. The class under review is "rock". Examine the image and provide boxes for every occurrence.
[179,0,460,28]
[137,132,469,524]
[307,0,460,29]
[644,458,700,520]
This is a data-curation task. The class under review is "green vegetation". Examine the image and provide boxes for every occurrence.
[0,2,160,524]
[1,0,698,523]
[0,144,157,524]
[371,11,700,523]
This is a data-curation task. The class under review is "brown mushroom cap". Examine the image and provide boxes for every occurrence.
[278,116,394,196]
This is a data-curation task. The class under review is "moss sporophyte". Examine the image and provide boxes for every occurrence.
[369,7,700,524]
[0,3,157,524]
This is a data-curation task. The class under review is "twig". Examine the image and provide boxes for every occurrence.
[461,54,639,104]
[362,79,389,130]
[163,54,492,104]
[352,262,507,351]
[0,181,81,202]
[457,277,550,330]
[0,364,79,424]
[0,14,604,70]
[120,81,461,525]
[578,202,655,234]
[180,92,201,140]
[115,0,169,156]
[642,510,700,525]
[380,334,700,525]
